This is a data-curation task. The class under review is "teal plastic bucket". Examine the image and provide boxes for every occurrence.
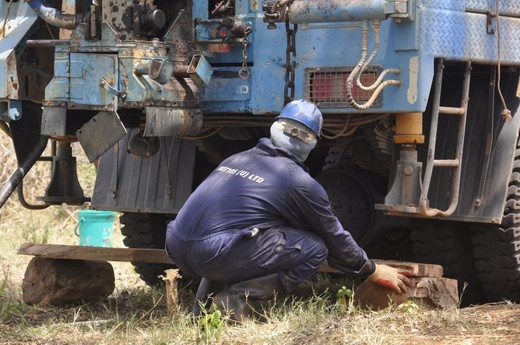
[75,210,115,247]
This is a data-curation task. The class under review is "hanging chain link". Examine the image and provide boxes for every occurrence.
[238,26,252,80]
[238,36,250,80]
[284,7,297,105]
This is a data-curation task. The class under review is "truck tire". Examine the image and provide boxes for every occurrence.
[316,167,384,248]
[471,151,520,302]
[120,212,175,286]
[471,223,520,302]
[411,220,486,306]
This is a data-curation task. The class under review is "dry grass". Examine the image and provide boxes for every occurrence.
[1,131,520,345]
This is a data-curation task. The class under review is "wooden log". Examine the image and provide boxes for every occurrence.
[22,257,115,305]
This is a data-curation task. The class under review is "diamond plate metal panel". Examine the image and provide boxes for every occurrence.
[419,8,520,64]
[466,0,520,17]
[420,0,465,11]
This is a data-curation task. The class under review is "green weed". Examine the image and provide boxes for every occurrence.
[397,300,420,314]
[196,303,225,344]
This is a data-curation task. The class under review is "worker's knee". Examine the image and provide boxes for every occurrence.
[308,241,328,266]
[273,226,328,268]
[287,227,328,258]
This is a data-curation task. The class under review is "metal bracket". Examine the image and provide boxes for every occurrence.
[385,1,408,16]
[385,0,412,23]
[76,110,128,162]
[100,78,127,100]
[486,0,497,34]
[1,100,22,122]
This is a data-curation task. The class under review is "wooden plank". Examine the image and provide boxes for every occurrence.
[17,243,174,264]
[17,243,352,274]
[17,243,444,278]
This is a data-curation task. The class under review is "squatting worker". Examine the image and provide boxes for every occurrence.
[165,99,413,320]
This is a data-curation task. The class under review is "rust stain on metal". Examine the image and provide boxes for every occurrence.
[104,77,116,86]
[4,54,18,98]
[59,0,76,39]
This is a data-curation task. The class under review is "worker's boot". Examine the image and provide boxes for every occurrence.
[211,273,283,322]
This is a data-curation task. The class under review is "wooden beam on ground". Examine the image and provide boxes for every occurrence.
[18,243,174,264]
[18,243,444,277]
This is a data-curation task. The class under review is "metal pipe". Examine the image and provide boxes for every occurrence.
[288,0,387,23]
[17,181,50,210]
[26,0,89,30]
[26,39,69,47]
[0,136,49,209]
[418,60,444,217]
[0,120,11,138]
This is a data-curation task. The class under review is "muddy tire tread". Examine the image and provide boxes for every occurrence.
[120,212,174,286]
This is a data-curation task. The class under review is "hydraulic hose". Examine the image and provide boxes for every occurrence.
[346,21,401,110]
[27,0,89,30]
[355,21,399,91]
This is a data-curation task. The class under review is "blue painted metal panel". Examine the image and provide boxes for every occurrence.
[0,2,38,98]
[200,68,251,103]
[199,9,434,114]
[45,51,69,101]
[70,53,118,106]
[198,0,520,116]
[6,0,519,118]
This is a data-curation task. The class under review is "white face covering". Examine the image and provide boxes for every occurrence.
[270,119,318,162]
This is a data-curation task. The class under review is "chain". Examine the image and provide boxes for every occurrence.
[238,35,250,80]
[284,9,297,105]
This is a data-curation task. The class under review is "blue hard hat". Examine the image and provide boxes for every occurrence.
[276,99,323,138]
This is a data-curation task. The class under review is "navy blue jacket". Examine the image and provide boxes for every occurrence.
[170,138,374,277]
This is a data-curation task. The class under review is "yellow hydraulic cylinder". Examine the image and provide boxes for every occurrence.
[393,112,425,144]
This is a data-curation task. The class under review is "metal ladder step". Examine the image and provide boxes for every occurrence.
[439,106,466,115]
[432,159,460,167]
[418,59,472,218]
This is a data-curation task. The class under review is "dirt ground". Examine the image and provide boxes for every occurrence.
[408,303,520,344]
[1,256,520,345]
[2,293,520,344]
[2,261,520,345]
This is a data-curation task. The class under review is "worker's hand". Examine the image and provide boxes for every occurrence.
[367,264,414,294]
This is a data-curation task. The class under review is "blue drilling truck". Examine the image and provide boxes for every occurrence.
[0,0,519,305]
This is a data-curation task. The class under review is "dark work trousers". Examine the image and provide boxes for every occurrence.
[165,226,329,292]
